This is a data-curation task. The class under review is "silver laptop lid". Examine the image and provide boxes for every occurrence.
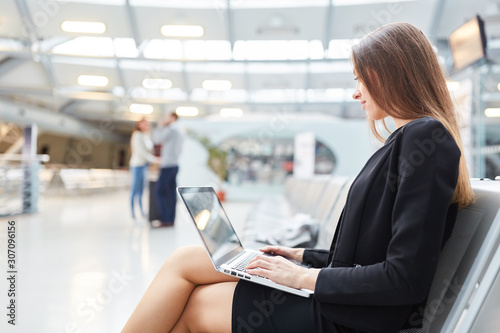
[177,187,244,269]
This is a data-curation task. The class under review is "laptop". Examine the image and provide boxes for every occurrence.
[177,186,314,298]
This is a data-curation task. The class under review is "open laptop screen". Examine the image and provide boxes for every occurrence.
[178,187,243,267]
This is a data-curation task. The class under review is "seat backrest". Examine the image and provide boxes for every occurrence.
[315,179,353,249]
[288,178,313,210]
[399,180,500,333]
[312,177,349,222]
[300,176,331,215]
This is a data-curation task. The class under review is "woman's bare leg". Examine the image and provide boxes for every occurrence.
[171,282,237,333]
[122,245,238,333]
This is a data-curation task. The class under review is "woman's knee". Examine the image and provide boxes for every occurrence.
[163,245,207,276]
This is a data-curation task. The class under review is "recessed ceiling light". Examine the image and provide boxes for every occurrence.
[61,21,106,34]
[77,75,109,87]
[202,80,232,91]
[130,103,154,114]
[161,25,204,38]
[485,108,500,117]
[220,108,243,117]
[176,106,199,117]
[142,78,173,90]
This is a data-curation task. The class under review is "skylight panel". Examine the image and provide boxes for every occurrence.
[52,37,114,57]
[114,38,139,58]
[251,89,306,103]
[184,40,232,60]
[234,40,318,61]
[61,21,106,34]
[327,39,361,59]
[143,39,183,60]
[309,40,325,59]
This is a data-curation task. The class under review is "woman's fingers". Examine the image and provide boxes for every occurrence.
[246,256,275,270]
[260,246,290,257]
[246,255,305,289]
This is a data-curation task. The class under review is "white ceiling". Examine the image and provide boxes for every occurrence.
[0,0,496,126]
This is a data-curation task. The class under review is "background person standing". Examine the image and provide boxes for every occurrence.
[152,112,185,227]
[129,118,157,222]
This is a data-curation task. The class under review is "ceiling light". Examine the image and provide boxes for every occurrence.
[446,81,460,92]
[61,21,106,34]
[220,108,243,117]
[176,106,199,117]
[130,104,154,114]
[142,78,173,90]
[77,75,109,87]
[202,80,232,91]
[485,108,500,117]
[161,25,204,38]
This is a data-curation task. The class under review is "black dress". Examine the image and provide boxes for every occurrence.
[232,117,460,333]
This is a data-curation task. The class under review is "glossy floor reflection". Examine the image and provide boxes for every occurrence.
[0,189,252,333]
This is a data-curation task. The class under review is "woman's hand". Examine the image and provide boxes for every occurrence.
[258,246,305,262]
[245,254,320,291]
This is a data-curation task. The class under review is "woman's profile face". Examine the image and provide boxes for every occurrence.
[352,73,387,121]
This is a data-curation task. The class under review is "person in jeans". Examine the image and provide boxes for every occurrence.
[129,118,157,221]
[152,112,185,227]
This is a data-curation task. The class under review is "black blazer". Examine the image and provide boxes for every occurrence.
[303,117,460,333]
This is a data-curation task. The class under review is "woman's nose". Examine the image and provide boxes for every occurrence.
[352,89,361,100]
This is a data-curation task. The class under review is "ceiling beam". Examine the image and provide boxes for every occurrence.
[226,0,235,52]
[14,0,39,42]
[429,0,446,43]
[125,0,142,51]
[0,86,52,96]
[323,0,334,55]
[244,63,251,105]
[0,99,127,143]
[181,62,191,98]
[40,55,57,89]
[14,0,58,93]
[59,99,83,114]
[116,59,128,96]
[0,48,353,64]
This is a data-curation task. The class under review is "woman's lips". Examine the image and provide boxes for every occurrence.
[361,101,366,109]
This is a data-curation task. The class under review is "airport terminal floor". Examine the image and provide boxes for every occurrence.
[0,189,252,332]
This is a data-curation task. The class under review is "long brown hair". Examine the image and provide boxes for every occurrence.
[351,22,474,208]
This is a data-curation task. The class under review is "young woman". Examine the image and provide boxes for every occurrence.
[129,118,157,221]
[122,22,474,333]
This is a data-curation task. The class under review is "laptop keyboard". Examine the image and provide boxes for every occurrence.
[232,252,258,272]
